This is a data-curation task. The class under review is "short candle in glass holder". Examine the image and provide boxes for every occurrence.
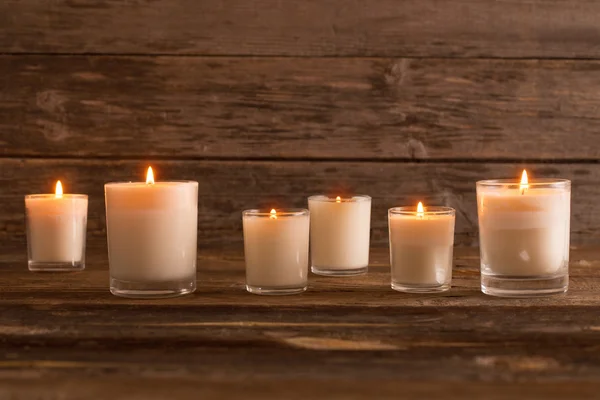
[25,181,88,272]
[308,195,371,276]
[388,203,455,293]
[243,208,309,295]
[105,167,198,299]
[477,171,571,297]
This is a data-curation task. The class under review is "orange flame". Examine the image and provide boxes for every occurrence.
[146,167,155,185]
[270,209,277,220]
[417,201,424,219]
[520,170,528,195]
[55,181,63,198]
[336,196,341,203]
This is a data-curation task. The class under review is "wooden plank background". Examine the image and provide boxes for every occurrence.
[1,0,600,249]
[3,56,600,160]
[2,0,600,58]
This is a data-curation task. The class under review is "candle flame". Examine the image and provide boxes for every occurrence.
[417,201,424,219]
[55,181,63,198]
[336,196,341,203]
[270,209,277,219]
[146,166,155,185]
[520,170,528,195]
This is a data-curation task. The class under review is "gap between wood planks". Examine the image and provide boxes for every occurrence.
[4,52,600,61]
[2,155,600,164]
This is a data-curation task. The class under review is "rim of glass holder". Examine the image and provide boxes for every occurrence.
[308,194,371,203]
[25,194,88,200]
[105,180,198,187]
[476,178,570,190]
[243,208,309,218]
[389,206,455,216]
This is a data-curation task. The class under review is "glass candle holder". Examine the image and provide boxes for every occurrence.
[388,206,455,293]
[477,179,571,297]
[25,194,88,272]
[308,195,371,276]
[243,209,309,295]
[105,181,198,299]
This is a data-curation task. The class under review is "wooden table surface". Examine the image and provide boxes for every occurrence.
[1,245,600,399]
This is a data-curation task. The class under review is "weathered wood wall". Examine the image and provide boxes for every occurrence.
[1,0,599,249]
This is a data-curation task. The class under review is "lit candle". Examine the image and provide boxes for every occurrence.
[477,171,571,297]
[105,167,198,298]
[243,208,309,295]
[25,181,88,271]
[308,195,371,276]
[388,203,455,293]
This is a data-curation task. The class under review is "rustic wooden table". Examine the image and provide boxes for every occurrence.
[1,245,600,399]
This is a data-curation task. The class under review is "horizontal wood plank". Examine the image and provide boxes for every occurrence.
[3,380,599,400]
[2,0,600,58]
[1,247,600,397]
[3,56,600,160]
[0,159,598,248]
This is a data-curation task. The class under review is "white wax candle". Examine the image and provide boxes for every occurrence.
[308,195,371,275]
[105,181,198,283]
[25,192,88,265]
[388,206,455,288]
[243,209,309,292]
[478,186,570,276]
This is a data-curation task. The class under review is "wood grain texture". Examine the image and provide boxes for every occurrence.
[0,159,596,248]
[3,380,600,400]
[3,56,600,160]
[1,247,600,399]
[2,0,600,58]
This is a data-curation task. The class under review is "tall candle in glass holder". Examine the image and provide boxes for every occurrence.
[477,171,570,297]
[25,181,88,272]
[105,167,198,299]
[308,195,371,276]
[388,203,455,293]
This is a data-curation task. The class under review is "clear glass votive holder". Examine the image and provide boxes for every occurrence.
[25,194,88,272]
[388,206,455,293]
[105,181,198,299]
[477,179,571,297]
[308,195,371,276]
[243,209,309,295]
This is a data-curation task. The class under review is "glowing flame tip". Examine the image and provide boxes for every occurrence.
[416,201,424,219]
[520,170,528,194]
[146,167,155,185]
[270,209,277,219]
[521,170,528,186]
[55,181,63,198]
[336,196,341,203]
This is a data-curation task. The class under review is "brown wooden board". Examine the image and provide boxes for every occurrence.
[2,0,600,58]
[2,380,600,400]
[0,159,597,248]
[1,247,600,398]
[2,56,600,160]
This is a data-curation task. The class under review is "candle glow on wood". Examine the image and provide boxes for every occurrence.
[520,170,528,195]
[270,209,277,220]
[55,181,63,199]
[146,167,155,185]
